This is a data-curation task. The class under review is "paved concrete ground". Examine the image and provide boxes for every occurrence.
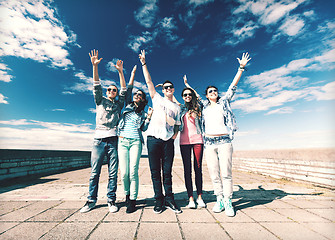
[0,156,334,240]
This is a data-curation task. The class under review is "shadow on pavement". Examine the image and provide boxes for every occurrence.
[233,185,323,211]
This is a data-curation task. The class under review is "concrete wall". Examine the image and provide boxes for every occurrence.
[0,149,91,182]
[233,148,335,188]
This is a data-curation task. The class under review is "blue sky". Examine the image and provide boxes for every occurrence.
[0,0,334,151]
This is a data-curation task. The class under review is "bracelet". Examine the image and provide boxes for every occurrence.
[238,66,245,71]
[142,63,146,66]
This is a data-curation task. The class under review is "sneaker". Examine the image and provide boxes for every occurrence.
[196,198,206,208]
[126,200,136,214]
[165,199,182,213]
[108,201,118,213]
[212,199,224,213]
[80,200,96,213]
[153,199,164,214]
[223,198,235,217]
[186,200,196,209]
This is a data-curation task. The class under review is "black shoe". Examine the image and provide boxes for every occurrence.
[125,195,130,204]
[126,200,136,214]
[153,199,164,214]
[165,199,182,213]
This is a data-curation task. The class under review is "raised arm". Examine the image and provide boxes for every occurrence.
[114,59,126,88]
[229,52,251,87]
[89,49,103,84]
[139,50,156,99]
[128,65,137,86]
[183,74,200,99]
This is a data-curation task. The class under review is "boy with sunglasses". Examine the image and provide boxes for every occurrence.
[139,50,182,214]
[80,49,126,213]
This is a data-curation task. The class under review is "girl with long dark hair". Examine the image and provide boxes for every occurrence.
[118,65,153,213]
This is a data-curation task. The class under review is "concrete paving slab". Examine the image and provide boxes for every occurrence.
[311,200,335,208]
[65,207,107,222]
[225,222,279,239]
[141,206,178,222]
[300,222,335,240]
[180,222,230,240]
[39,222,97,240]
[213,210,256,223]
[0,222,19,234]
[261,199,297,209]
[89,222,138,240]
[0,222,58,239]
[241,208,293,222]
[53,200,84,209]
[261,222,328,240]
[136,222,182,240]
[283,199,331,209]
[28,209,77,222]
[275,208,332,223]
[305,208,335,222]
[0,201,31,215]
[177,208,215,223]
[103,204,142,222]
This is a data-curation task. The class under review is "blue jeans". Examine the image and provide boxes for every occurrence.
[88,136,118,202]
[147,136,175,201]
[118,137,142,200]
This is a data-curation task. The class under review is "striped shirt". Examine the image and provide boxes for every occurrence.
[119,111,141,139]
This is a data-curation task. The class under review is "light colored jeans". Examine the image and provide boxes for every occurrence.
[118,137,142,200]
[204,142,233,199]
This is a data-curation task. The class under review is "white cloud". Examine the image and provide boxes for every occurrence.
[106,58,119,73]
[279,15,305,36]
[265,106,294,115]
[134,0,158,28]
[0,63,13,82]
[0,119,94,150]
[0,0,78,68]
[188,0,214,6]
[51,109,65,112]
[128,31,155,52]
[306,81,335,101]
[0,93,9,104]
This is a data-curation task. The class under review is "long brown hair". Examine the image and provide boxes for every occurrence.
[181,88,201,117]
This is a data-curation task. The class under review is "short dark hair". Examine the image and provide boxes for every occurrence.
[163,80,174,86]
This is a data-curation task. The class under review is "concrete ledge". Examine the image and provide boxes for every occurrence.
[0,149,91,182]
[233,148,335,188]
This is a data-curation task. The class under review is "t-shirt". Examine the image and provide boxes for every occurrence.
[203,102,229,135]
[119,111,140,139]
[146,92,181,141]
[180,112,203,145]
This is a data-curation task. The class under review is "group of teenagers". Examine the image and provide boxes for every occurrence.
[80,49,251,217]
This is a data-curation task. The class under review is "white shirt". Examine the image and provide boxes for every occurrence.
[203,102,229,135]
[146,92,181,141]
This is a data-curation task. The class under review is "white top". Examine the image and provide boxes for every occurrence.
[202,102,229,135]
[146,92,181,141]
[94,128,117,139]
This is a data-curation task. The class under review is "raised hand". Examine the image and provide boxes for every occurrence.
[131,65,137,75]
[139,50,146,65]
[89,49,102,66]
[237,52,251,67]
[114,59,123,72]
[147,107,153,117]
[183,75,188,85]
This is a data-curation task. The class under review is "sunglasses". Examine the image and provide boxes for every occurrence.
[134,92,143,97]
[107,88,117,92]
[163,85,174,90]
[183,93,192,97]
[208,89,217,94]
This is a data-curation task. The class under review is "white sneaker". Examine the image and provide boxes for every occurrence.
[212,199,224,213]
[108,201,118,213]
[196,198,206,208]
[186,200,196,209]
[223,198,235,217]
[80,201,96,213]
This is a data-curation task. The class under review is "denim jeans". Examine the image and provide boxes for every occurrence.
[118,137,142,200]
[88,136,118,202]
[204,142,233,199]
[147,136,175,201]
[180,144,204,198]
